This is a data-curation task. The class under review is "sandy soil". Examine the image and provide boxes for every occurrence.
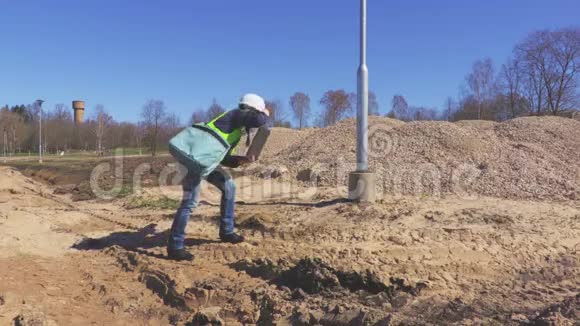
[0,164,578,325]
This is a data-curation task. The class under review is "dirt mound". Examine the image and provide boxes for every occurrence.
[236,127,315,160]
[263,116,580,201]
[262,127,315,159]
[454,119,498,131]
[494,116,580,164]
[271,117,402,169]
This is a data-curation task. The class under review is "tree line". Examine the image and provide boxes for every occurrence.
[0,101,181,156]
[266,27,579,125]
[450,27,579,121]
[237,27,578,125]
[387,27,579,122]
[1,27,577,156]
[0,91,372,156]
[187,90,380,129]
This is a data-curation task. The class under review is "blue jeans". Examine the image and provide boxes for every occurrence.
[168,167,236,250]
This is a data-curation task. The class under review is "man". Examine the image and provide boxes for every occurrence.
[167,94,270,261]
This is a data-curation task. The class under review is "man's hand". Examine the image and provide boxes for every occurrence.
[234,156,252,166]
[221,155,252,168]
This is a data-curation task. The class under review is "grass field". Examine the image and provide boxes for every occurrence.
[1,147,169,164]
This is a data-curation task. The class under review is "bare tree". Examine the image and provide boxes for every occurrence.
[522,66,546,115]
[111,122,136,150]
[0,108,13,155]
[190,108,207,124]
[206,99,225,120]
[45,104,74,153]
[2,127,6,160]
[141,99,166,156]
[516,31,551,115]
[266,99,290,127]
[93,105,112,155]
[164,113,182,140]
[52,103,71,120]
[319,90,352,126]
[410,107,438,121]
[390,95,410,121]
[165,113,181,130]
[289,92,311,129]
[0,108,27,155]
[516,28,580,115]
[500,59,528,118]
[544,29,579,113]
[443,97,456,121]
[466,58,496,119]
[344,91,379,118]
[368,91,380,116]
[135,122,146,155]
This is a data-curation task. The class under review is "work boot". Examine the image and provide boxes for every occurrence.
[167,248,194,261]
[220,232,245,244]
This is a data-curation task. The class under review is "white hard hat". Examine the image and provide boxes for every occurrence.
[240,93,269,116]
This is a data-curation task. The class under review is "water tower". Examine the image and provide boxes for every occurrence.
[72,101,85,125]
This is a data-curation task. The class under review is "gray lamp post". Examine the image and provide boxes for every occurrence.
[36,99,44,163]
[2,128,6,164]
[348,0,376,202]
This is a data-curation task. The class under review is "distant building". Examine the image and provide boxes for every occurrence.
[72,101,85,125]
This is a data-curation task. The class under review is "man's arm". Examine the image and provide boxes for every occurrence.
[221,109,269,168]
[240,109,269,129]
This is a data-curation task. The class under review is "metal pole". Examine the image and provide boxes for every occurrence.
[2,129,6,163]
[356,0,369,172]
[348,0,376,202]
[37,100,44,163]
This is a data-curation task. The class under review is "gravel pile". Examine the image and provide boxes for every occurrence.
[261,127,316,159]
[261,116,580,201]
[237,127,315,159]
[494,116,580,164]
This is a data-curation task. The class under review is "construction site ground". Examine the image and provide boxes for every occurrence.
[0,167,578,325]
[1,116,579,325]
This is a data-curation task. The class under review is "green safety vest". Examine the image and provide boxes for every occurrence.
[205,112,242,151]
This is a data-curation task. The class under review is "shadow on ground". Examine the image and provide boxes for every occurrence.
[72,223,219,259]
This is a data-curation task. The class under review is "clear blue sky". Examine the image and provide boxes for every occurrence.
[1,0,578,124]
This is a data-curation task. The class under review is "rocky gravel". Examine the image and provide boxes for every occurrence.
[260,116,580,201]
